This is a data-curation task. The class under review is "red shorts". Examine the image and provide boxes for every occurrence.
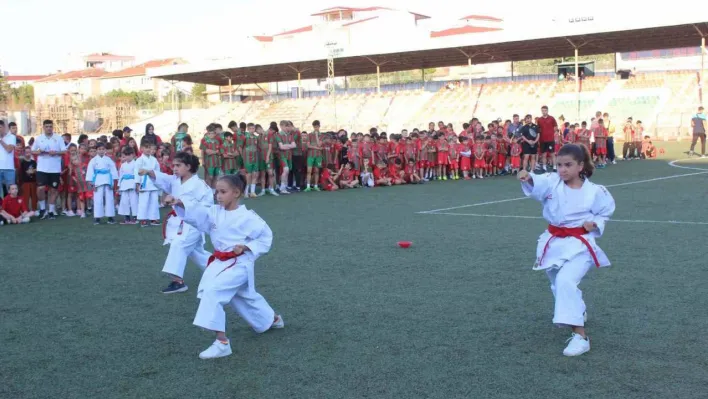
[416,160,426,169]
[79,191,93,200]
[437,152,449,165]
[595,147,607,155]
[449,159,459,170]
[496,154,506,168]
[511,156,521,169]
[473,159,486,169]
[67,185,78,194]
[460,157,471,171]
[324,183,335,191]
[427,158,437,167]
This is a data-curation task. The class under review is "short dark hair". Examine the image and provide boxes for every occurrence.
[239,122,247,130]
[312,120,321,127]
[227,121,237,129]
[43,119,53,126]
[0,120,4,127]
[96,142,106,149]
[122,146,135,156]
[8,121,16,128]
[174,151,200,174]
[247,123,255,128]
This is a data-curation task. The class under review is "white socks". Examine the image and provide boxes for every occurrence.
[49,204,56,213]
[250,184,256,193]
[39,200,46,210]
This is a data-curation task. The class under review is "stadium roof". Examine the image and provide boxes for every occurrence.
[148,16,708,86]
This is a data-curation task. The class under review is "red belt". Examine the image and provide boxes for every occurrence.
[207,250,240,275]
[162,210,184,239]
[539,225,600,268]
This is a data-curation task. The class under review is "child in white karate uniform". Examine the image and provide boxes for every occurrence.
[519,143,615,357]
[141,152,213,294]
[86,142,119,225]
[118,146,139,224]
[171,174,284,359]
[134,141,160,227]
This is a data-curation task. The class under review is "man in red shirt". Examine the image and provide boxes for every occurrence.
[537,105,559,171]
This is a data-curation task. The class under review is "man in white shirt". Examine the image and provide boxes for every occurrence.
[0,120,18,198]
[31,119,66,219]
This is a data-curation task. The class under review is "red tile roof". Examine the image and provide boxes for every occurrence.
[84,53,134,62]
[253,35,273,42]
[430,25,502,38]
[37,68,108,82]
[459,15,503,22]
[342,16,379,27]
[5,75,47,81]
[101,58,182,79]
[311,6,429,19]
[275,25,313,36]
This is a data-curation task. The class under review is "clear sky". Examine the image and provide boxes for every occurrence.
[1,0,650,75]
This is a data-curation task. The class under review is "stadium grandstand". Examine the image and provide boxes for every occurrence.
[137,8,708,139]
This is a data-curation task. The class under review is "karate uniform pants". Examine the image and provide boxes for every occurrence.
[161,232,211,279]
[137,190,160,220]
[545,256,593,327]
[93,185,115,218]
[118,190,138,217]
[193,262,275,334]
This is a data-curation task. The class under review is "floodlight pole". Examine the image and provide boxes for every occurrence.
[327,55,337,129]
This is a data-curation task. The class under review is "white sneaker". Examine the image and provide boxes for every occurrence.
[611,160,617,165]
[198,340,232,359]
[65,210,76,217]
[279,188,290,195]
[257,190,266,197]
[269,189,279,196]
[271,314,285,329]
[563,333,590,356]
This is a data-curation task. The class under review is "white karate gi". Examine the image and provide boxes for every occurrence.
[85,155,118,218]
[150,171,213,278]
[134,154,160,221]
[118,160,138,217]
[176,202,276,333]
[522,173,615,327]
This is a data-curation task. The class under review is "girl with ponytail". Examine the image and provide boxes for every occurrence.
[517,143,614,357]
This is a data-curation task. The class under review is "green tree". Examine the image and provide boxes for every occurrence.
[0,76,9,104]
[17,84,34,105]
[191,83,207,99]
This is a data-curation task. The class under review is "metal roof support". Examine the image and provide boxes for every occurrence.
[456,49,481,91]
[694,25,707,98]
[566,39,582,120]
[363,56,389,93]
[287,65,311,99]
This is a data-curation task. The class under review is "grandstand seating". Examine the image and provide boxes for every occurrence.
[130,71,702,140]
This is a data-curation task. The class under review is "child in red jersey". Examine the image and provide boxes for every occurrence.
[373,161,392,186]
[416,134,427,181]
[486,136,497,176]
[458,136,472,180]
[391,158,406,185]
[593,119,608,168]
[0,184,32,224]
[473,136,486,179]
[339,162,359,188]
[404,158,421,184]
[446,136,459,180]
[577,122,591,153]
[320,163,339,191]
[496,133,508,172]
[348,139,361,177]
[426,135,438,180]
[360,134,375,173]
[510,140,523,175]
[554,127,564,155]
[375,135,388,165]
[436,133,450,180]
[403,136,417,166]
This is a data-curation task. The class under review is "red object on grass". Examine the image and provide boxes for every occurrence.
[398,241,412,248]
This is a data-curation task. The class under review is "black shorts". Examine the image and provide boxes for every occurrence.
[540,141,555,153]
[36,172,61,189]
[522,143,538,155]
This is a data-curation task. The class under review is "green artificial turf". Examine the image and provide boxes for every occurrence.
[1,142,707,398]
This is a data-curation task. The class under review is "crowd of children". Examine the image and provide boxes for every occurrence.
[0,108,658,226]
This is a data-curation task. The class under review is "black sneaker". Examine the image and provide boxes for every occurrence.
[94,218,101,225]
[39,210,47,219]
[161,281,188,294]
[107,218,116,225]
[48,212,57,220]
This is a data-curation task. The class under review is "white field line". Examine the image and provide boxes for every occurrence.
[417,159,708,214]
[424,212,708,226]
